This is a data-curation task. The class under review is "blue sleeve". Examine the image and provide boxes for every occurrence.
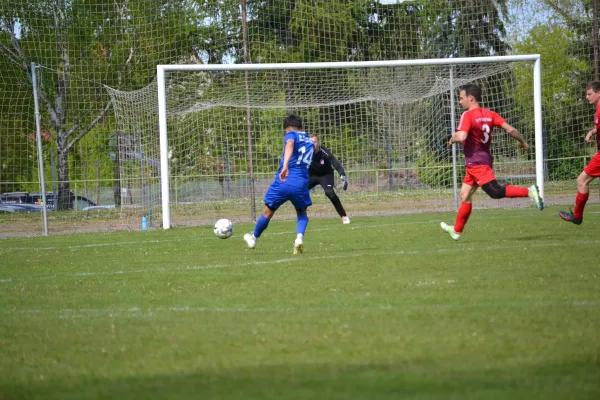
[283,132,296,143]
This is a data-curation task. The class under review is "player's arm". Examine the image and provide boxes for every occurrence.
[449,111,470,145]
[323,147,348,190]
[500,122,529,150]
[323,148,346,176]
[279,138,295,181]
[585,127,597,143]
[449,130,468,145]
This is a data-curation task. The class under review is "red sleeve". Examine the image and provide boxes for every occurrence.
[594,105,600,131]
[492,111,506,127]
[457,111,471,132]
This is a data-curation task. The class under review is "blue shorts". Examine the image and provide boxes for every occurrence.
[264,180,312,211]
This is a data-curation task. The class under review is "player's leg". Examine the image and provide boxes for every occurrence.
[481,179,508,199]
[320,174,348,222]
[481,179,543,207]
[308,175,320,191]
[441,170,478,241]
[559,171,596,224]
[255,206,276,238]
[244,205,275,249]
[574,170,596,219]
[290,186,313,254]
[559,153,600,224]
[245,182,284,249]
[441,183,477,240]
[474,165,543,210]
[500,182,544,210]
[454,182,478,233]
[293,209,308,254]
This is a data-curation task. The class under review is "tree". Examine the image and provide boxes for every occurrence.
[512,24,592,179]
[419,0,510,58]
[0,0,198,209]
[508,0,596,73]
[245,0,424,63]
[0,55,35,194]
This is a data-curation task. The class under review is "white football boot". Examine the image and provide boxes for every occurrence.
[293,234,304,254]
[244,233,257,249]
[440,222,461,241]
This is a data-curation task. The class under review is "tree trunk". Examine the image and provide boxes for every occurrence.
[113,157,122,207]
[57,142,71,211]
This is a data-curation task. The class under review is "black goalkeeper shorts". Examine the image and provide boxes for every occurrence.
[309,174,335,191]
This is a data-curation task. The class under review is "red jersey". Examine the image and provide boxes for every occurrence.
[594,104,600,152]
[457,107,506,167]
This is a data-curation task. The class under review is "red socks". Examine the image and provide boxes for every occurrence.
[574,192,589,220]
[454,202,472,233]
[505,185,529,198]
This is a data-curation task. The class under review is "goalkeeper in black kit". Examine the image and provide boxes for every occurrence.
[309,134,350,224]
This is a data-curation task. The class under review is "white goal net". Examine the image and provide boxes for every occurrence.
[107,57,542,229]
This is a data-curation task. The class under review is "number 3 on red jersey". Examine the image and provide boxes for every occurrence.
[481,124,490,144]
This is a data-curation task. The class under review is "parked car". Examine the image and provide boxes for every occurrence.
[0,191,97,211]
[0,192,35,204]
[0,198,43,213]
[31,192,97,211]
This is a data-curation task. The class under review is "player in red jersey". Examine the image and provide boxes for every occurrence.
[440,83,544,241]
[558,81,600,225]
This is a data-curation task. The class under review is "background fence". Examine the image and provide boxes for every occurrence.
[1,0,599,237]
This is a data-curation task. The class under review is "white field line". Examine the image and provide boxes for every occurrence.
[0,219,439,252]
[3,300,600,320]
[2,208,589,252]
[1,239,599,284]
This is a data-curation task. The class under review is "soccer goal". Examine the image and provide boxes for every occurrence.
[109,55,543,229]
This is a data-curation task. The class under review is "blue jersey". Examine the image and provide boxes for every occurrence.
[274,131,315,188]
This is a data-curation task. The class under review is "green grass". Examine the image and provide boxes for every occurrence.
[1,205,600,399]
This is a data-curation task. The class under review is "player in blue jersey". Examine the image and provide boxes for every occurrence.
[244,115,315,254]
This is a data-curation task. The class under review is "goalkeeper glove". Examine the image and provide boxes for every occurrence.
[340,175,348,191]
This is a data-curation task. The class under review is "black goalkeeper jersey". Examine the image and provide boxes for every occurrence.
[309,146,346,177]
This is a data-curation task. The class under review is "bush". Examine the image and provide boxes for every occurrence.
[416,153,462,188]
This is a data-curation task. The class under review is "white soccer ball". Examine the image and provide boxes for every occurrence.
[213,218,234,239]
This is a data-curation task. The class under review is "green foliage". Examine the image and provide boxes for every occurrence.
[0,0,202,204]
[247,0,428,63]
[419,0,510,58]
[0,55,35,192]
[547,157,585,181]
[191,0,245,64]
[416,153,457,188]
[2,0,597,206]
[512,24,592,179]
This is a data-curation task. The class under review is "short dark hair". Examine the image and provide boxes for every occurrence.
[284,114,303,130]
[459,83,482,102]
[587,81,600,92]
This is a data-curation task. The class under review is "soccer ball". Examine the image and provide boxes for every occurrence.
[213,218,234,239]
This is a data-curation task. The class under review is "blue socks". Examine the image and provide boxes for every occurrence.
[253,213,308,238]
[253,215,271,238]
[296,213,309,236]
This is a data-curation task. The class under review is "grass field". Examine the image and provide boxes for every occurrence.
[1,205,599,399]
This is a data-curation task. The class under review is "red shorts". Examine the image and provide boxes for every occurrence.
[584,152,600,177]
[463,165,496,186]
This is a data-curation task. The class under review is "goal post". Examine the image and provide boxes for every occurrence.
[155,55,543,230]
